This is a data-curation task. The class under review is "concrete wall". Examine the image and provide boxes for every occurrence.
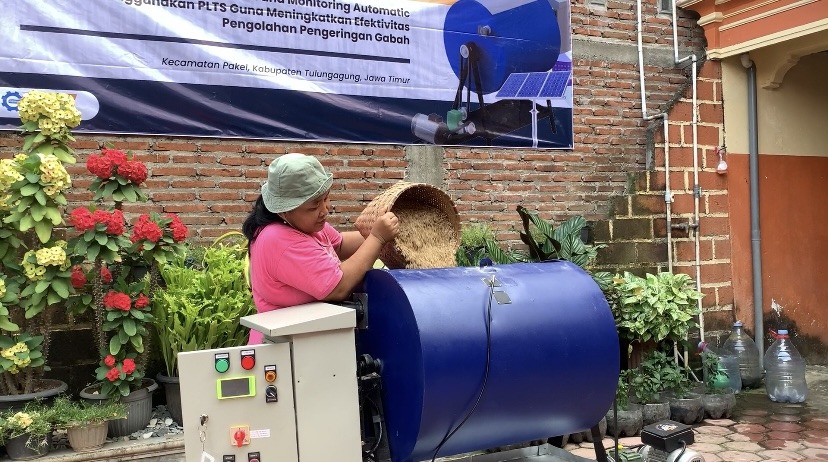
[723,50,828,362]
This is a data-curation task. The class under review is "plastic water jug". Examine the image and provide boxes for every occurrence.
[722,321,763,388]
[764,329,807,403]
[699,342,742,393]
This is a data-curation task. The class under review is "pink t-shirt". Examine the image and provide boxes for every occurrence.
[248,222,344,344]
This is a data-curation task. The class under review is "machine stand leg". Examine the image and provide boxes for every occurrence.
[591,424,609,462]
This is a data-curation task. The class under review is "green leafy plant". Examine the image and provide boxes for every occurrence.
[0,91,79,395]
[48,396,126,428]
[630,350,675,405]
[0,400,52,447]
[700,349,730,394]
[615,369,633,410]
[455,223,526,266]
[153,238,255,377]
[610,271,704,343]
[516,206,603,268]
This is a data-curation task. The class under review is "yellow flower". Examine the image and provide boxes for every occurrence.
[0,278,5,298]
[9,412,33,429]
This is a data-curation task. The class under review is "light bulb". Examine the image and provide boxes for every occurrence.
[717,159,728,174]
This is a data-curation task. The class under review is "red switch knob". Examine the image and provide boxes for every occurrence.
[234,429,246,447]
[241,355,255,370]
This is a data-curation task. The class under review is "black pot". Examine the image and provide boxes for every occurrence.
[702,392,736,419]
[0,379,68,412]
[606,403,643,438]
[669,395,704,424]
[80,379,158,437]
[5,432,52,460]
[155,372,182,426]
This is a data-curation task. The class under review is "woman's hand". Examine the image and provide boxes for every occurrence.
[371,210,400,245]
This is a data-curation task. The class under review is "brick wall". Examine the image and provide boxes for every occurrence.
[0,1,726,391]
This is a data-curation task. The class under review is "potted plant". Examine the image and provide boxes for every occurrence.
[664,362,704,425]
[699,348,736,419]
[610,271,704,367]
[606,370,643,438]
[152,234,255,425]
[49,396,126,452]
[0,401,53,460]
[67,146,188,437]
[0,91,79,407]
[630,350,672,425]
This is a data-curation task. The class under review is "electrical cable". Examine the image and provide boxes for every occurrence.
[430,279,496,462]
[674,440,687,462]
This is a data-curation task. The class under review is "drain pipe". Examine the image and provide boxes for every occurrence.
[742,53,764,364]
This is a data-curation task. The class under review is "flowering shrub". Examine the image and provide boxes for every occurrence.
[91,278,154,397]
[0,91,80,395]
[86,148,148,202]
[0,401,53,446]
[68,146,188,397]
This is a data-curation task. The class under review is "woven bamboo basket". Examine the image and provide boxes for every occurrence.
[355,182,460,269]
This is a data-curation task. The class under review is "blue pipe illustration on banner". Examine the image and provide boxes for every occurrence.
[411,0,571,148]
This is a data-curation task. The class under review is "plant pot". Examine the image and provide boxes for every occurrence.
[701,392,736,419]
[606,403,643,438]
[568,416,607,443]
[4,432,52,460]
[641,401,671,425]
[155,372,182,425]
[80,378,158,437]
[669,394,704,425]
[0,380,68,411]
[67,422,108,452]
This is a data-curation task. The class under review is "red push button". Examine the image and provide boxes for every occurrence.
[240,350,255,370]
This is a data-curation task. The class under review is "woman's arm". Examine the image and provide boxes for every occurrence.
[336,231,365,260]
[324,211,398,301]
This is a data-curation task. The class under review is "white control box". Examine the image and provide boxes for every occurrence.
[178,303,362,462]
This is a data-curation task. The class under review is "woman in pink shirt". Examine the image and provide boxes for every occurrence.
[241,153,399,344]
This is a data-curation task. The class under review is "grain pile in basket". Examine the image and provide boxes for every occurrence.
[355,182,460,269]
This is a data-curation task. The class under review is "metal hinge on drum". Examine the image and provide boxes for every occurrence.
[482,277,512,304]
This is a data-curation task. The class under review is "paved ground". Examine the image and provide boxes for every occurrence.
[566,366,828,461]
[39,366,828,461]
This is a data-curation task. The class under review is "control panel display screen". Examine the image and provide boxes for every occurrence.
[217,376,255,399]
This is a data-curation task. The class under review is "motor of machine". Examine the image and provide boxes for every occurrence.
[627,421,705,462]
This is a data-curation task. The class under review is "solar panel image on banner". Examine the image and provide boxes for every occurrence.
[495,71,572,100]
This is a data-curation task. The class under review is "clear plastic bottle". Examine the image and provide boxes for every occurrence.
[764,329,807,403]
[722,321,763,388]
[699,342,742,393]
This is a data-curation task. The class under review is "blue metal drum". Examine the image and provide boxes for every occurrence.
[357,261,619,462]
[442,0,562,94]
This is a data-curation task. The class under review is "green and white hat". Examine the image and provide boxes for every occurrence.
[261,153,333,213]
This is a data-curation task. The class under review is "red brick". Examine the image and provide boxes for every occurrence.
[151,192,196,201]
[162,204,209,213]
[152,167,197,176]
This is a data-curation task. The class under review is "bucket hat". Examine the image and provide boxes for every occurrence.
[261,153,333,213]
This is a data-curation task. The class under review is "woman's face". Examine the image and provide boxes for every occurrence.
[283,191,331,234]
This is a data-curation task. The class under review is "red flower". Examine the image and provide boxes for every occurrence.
[122,358,136,375]
[106,210,125,235]
[130,214,163,243]
[103,290,131,311]
[92,209,110,225]
[102,149,128,167]
[100,266,113,284]
[106,367,121,382]
[104,355,116,367]
[167,214,189,242]
[69,207,96,232]
[70,265,87,289]
[117,161,148,185]
[134,294,150,309]
[86,154,113,179]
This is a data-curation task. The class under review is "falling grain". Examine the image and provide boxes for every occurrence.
[392,199,458,269]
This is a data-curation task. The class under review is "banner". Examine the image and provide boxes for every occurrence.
[0,0,573,148]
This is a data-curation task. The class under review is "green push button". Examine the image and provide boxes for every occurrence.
[215,354,230,373]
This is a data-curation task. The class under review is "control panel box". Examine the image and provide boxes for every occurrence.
[179,343,298,462]
[179,302,362,462]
